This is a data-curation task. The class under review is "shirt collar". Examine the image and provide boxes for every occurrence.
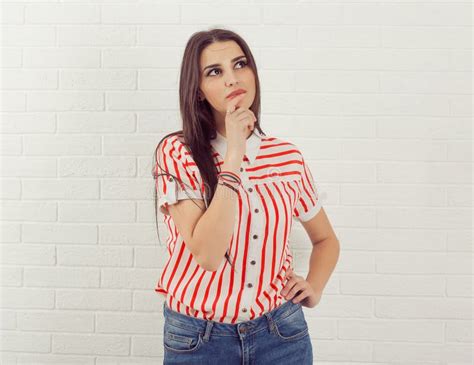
[210,129,263,165]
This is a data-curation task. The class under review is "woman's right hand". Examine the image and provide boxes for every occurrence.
[224,92,257,161]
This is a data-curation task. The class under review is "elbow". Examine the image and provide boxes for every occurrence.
[199,262,219,273]
[190,236,223,273]
[203,265,219,273]
[194,254,219,273]
[189,241,217,272]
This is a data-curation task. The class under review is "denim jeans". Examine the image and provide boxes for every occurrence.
[162,299,313,364]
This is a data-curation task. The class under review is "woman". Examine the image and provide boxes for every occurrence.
[152,28,339,364]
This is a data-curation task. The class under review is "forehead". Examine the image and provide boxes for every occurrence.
[200,41,244,65]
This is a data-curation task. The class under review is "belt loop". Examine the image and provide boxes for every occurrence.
[264,312,276,334]
[203,320,214,342]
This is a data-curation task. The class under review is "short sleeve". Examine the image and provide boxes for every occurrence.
[293,150,323,223]
[154,135,204,216]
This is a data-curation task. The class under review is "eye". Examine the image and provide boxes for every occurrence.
[207,60,247,77]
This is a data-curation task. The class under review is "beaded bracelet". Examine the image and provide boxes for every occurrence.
[217,169,242,194]
[217,180,239,194]
[219,172,240,182]
[219,170,240,181]
[218,171,241,186]
[218,175,240,187]
[218,176,240,191]
[219,174,241,186]
[218,177,241,192]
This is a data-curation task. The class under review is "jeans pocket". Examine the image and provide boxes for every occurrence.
[273,304,309,341]
[163,321,203,353]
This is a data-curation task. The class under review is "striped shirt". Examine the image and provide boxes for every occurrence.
[154,130,323,324]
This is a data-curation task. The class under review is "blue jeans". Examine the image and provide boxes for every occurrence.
[162,299,313,364]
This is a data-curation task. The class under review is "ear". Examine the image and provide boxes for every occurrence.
[198,90,205,101]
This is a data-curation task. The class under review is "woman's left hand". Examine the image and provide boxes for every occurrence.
[281,267,322,309]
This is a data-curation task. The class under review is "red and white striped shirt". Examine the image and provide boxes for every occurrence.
[154,130,322,324]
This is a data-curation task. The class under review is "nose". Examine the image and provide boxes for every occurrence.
[225,71,239,87]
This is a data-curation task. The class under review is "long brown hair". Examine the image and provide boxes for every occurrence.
[151,28,266,270]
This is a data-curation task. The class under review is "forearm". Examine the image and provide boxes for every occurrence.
[192,155,242,271]
[305,237,340,293]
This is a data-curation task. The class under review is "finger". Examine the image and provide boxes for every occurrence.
[249,111,257,122]
[284,283,302,300]
[227,92,247,113]
[243,110,257,123]
[281,278,296,296]
[237,111,256,124]
[286,284,306,300]
[292,289,309,304]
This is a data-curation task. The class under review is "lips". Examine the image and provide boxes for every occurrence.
[226,89,246,99]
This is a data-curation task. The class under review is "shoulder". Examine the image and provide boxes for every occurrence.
[160,132,185,148]
[157,132,190,161]
[262,133,303,159]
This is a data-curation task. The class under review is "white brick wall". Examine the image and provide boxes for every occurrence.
[1,1,472,364]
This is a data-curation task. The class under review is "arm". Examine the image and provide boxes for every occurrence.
[301,207,340,294]
[192,153,242,272]
[156,137,242,272]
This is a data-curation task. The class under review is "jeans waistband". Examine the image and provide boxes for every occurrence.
[163,299,303,337]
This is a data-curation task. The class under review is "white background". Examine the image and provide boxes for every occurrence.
[1,0,472,364]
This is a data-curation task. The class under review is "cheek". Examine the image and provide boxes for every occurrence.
[202,83,222,102]
[244,69,255,82]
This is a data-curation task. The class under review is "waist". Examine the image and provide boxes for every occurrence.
[162,299,303,337]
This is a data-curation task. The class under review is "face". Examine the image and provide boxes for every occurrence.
[199,40,256,120]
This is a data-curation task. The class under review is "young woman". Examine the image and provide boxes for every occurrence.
[152,28,339,364]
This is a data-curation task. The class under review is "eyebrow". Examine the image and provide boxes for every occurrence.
[202,55,247,74]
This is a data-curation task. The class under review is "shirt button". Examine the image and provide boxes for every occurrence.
[168,177,173,182]
[254,208,259,213]
[242,308,247,313]
[250,260,256,265]
[248,188,253,192]
[240,167,244,172]
[253,234,258,239]
[247,283,253,288]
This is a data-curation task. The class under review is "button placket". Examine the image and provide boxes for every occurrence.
[238,167,253,319]
[239,167,250,185]
[242,183,262,320]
